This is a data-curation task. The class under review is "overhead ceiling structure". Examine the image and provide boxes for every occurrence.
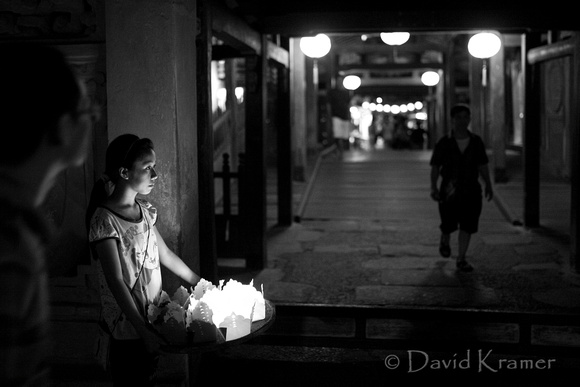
[220,0,575,103]
[318,32,459,103]
[224,0,576,36]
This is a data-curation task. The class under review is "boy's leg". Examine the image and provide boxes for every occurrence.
[456,229,474,272]
[457,229,471,259]
[439,233,451,257]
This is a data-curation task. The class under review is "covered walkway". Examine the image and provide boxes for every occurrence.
[257,145,579,312]
[203,145,580,386]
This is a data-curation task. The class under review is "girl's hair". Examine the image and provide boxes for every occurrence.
[85,134,154,233]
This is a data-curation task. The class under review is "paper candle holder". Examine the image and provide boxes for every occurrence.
[148,278,266,345]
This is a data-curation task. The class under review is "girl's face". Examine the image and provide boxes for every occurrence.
[126,149,158,195]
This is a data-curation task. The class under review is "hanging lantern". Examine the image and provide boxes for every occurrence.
[343,75,362,90]
[468,32,502,59]
[421,71,440,86]
[380,32,410,46]
[299,34,332,58]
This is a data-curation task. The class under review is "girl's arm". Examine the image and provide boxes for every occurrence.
[154,226,201,285]
[93,239,167,353]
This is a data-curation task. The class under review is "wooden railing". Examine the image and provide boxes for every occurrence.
[254,303,580,358]
[214,152,246,257]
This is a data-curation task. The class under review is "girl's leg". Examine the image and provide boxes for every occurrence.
[110,338,159,387]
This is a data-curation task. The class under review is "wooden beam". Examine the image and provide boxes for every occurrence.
[210,0,260,55]
[528,40,575,64]
[267,41,289,67]
[257,9,577,36]
[338,62,444,72]
[333,42,447,54]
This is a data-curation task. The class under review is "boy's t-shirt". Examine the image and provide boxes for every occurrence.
[89,198,162,339]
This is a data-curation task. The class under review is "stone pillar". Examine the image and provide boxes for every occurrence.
[105,0,199,285]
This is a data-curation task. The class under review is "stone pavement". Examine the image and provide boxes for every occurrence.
[242,145,580,314]
[206,145,580,387]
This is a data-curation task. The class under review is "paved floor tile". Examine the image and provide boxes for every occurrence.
[380,269,461,287]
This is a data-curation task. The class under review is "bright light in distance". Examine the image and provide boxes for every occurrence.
[299,34,331,58]
[380,32,410,46]
[376,97,383,103]
[421,71,440,86]
[349,106,360,120]
[361,34,368,41]
[357,100,424,115]
[216,88,227,111]
[415,112,427,120]
[235,87,244,103]
[343,75,362,90]
[468,32,501,59]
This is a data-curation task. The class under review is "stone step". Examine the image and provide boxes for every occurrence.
[196,344,578,386]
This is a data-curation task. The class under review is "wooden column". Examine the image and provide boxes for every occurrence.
[444,39,454,132]
[522,32,542,228]
[489,38,508,183]
[275,47,293,226]
[196,0,218,282]
[469,53,484,138]
[571,36,580,273]
[527,37,578,272]
[243,40,268,270]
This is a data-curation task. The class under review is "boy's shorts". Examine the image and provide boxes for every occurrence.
[438,191,482,234]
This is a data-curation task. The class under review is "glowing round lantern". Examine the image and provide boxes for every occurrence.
[299,34,332,58]
[380,32,410,46]
[343,75,361,90]
[421,71,440,86]
[468,32,502,59]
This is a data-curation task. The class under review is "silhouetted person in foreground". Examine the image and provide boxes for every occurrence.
[430,104,493,272]
[0,43,95,386]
